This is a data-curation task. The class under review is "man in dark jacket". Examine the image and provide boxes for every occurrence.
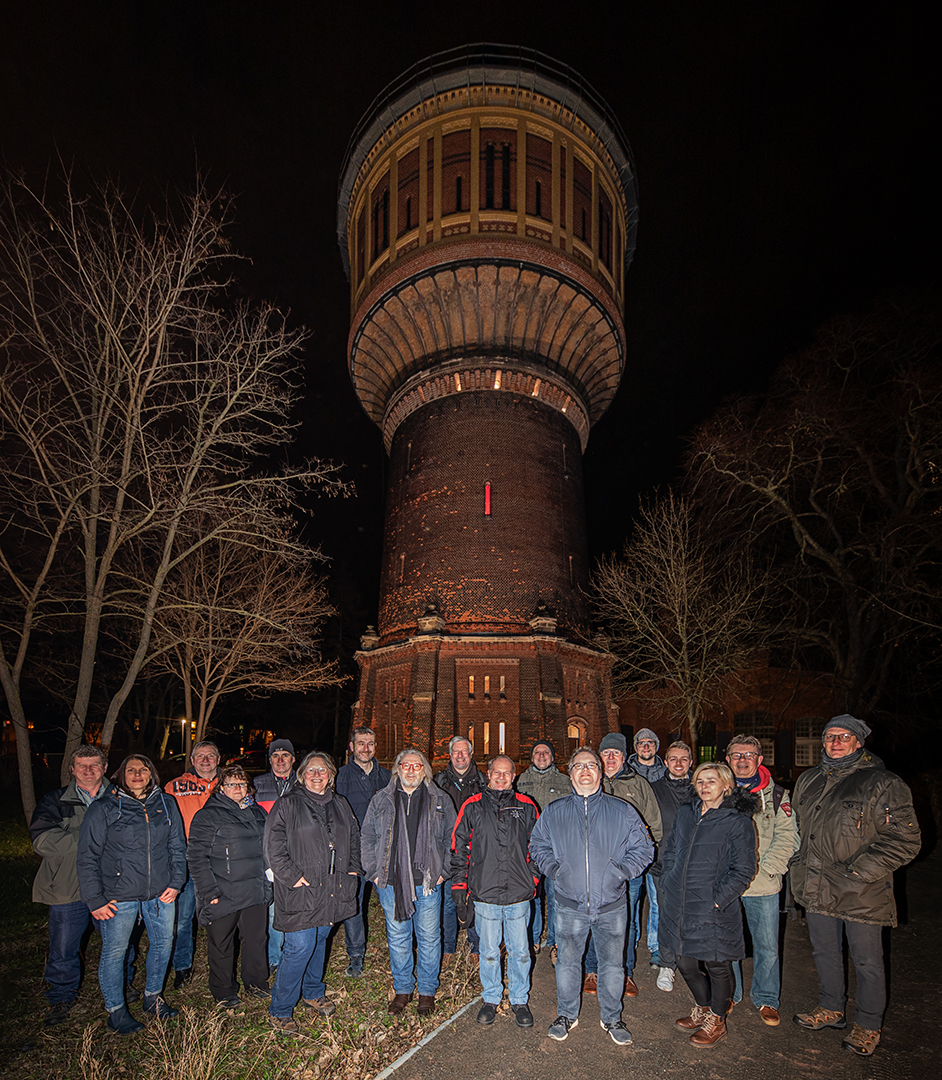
[362,749,457,1019]
[253,738,299,970]
[30,745,114,1024]
[650,740,695,991]
[791,715,921,1057]
[434,735,486,957]
[451,755,539,1029]
[335,726,391,976]
[530,747,654,1046]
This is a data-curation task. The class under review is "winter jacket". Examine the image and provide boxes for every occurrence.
[434,763,487,810]
[336,759,392,825]
[254,769,298,814]
[741,765,799,897]
[187,787,272,924]
[264,786,360,933]
[628,752,667,783]
[165,770,220,839]
[516,764,571,809]
[77,787,187,913]
[789,750,921,927]
[649,773,695,878]
[450,787,539,906]
[657,788,758,962]
[529,787,654,915]
[30,780,115,905]
[604,764,663,844]
[360,776,457,890]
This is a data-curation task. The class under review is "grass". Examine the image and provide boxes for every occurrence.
[0,803,481,1080]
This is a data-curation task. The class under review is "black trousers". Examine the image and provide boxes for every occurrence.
[205,902,269,1001]
[677,955,734,1016]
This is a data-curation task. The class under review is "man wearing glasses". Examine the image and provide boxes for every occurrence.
[529,747,654,1046]
[725,734,798,1026]
[790,715,921,1057]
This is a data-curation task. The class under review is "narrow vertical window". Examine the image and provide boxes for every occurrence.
[535,179,542,218]
[499,675,506,700]
[468,726,474,750]
[456,175,463,213]
[405,195,412,231]
[484,481,491,516]
[485,144,495,209]
[483,722,490,756]
[468,675,475,699]
[484,675,490,699]
[498,722,505,754]
[501,144,511,209]
[382,188,389,251]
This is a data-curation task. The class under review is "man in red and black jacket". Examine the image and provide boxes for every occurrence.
[450,755,539,1030]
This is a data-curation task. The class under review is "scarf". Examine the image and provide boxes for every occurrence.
[391,781,432,921]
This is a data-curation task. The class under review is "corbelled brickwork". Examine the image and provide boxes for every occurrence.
[337,46,637,766]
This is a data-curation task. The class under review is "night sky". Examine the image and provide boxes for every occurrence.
[2,0,934,619]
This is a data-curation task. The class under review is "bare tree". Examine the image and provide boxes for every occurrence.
[592,490,775,757]
[690,296,942,723]
[0,169,346,818]
[140,527,342,743]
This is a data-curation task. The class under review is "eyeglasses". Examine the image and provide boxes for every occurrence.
[823,733,856,744]
[571,762,601,772]
[223,782,248,790]
[728,752,758,761]
[400,763,424,772]
[636,741,657,748]
[305,767,329,776]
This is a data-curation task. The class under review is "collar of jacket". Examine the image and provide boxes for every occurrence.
[748,764,773,794]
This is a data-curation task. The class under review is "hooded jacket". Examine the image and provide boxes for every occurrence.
[165,769,220,839]
[433,762,487,810]
[604,763,663,844]
[77,786,187,912]
[529,787,654,915]
[187,787,272,923]
[450,787,539,906]
[263,785,360,933]
[628,752,667,783]
[789,749,920,926]
[254,769,299,814]
[30,779,115,905]
[657,787,758,962]
[360,775,457,891]
[515,764,571,809]
[740,764,799,897]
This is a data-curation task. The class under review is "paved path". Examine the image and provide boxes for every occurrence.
[385,851,940,1080]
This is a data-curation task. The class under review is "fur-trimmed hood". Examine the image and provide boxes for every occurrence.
[722,786,760,816]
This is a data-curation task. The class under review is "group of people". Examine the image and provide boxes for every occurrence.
[30,715,920,1057]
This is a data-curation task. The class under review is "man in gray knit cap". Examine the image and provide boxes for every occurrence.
[628,728,666,783]
[791,714,920,1057]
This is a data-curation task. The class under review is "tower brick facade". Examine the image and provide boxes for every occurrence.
[337,46,638,766]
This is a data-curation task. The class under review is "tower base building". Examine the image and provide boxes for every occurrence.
[337,46,638,765]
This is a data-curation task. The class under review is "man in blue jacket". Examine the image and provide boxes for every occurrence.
[335,726,391,976]
[530,747,654,1047]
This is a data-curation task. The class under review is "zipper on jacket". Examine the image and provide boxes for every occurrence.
[143,800,152,900]
[226,845,230,875]
[584,795,590,914]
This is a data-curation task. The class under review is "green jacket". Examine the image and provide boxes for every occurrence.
[789,750,921,926]
[30,778,113,905]
[516,764,571,810]
[604,765,663,845]
[742,765,799,897]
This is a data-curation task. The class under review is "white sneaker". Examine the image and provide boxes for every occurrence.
[656,966,675,992]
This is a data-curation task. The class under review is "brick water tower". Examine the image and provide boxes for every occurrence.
[338,45,638,765]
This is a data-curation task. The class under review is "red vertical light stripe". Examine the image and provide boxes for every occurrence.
[484,481,491,515]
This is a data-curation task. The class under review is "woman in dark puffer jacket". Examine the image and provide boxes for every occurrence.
[658,762,757,1048]
[264,752,360,1033]
[187,766,272,1007]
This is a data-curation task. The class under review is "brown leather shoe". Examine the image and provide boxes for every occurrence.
[387,993,413,1016]
[417,995,436,1017]
[759,1006,780,1026]
[689,1011,727,1047]
[582,972,598,994]
[676,1004,710,1031]
[624,976,638,998]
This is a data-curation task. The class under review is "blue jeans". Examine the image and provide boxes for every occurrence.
[806,912,885,1030]
[585,876,643,976]
[442,882,480,954]
[171,876,196,971]
[530,877,558,949]
[377,882,442,997]
[342,877,370,959]
[270,925,330,1017]
[98,898,176,1012]
[476,900,532,1005]
[555,904,627,1025]
[45,901,92,1003]
[732,892,781,1008]
[268,901,284,969]
[645,872,659,956]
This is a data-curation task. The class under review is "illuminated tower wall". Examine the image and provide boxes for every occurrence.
[337,46,638,764]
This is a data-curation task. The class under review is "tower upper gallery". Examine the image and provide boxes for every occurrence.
[337,44,638,453]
